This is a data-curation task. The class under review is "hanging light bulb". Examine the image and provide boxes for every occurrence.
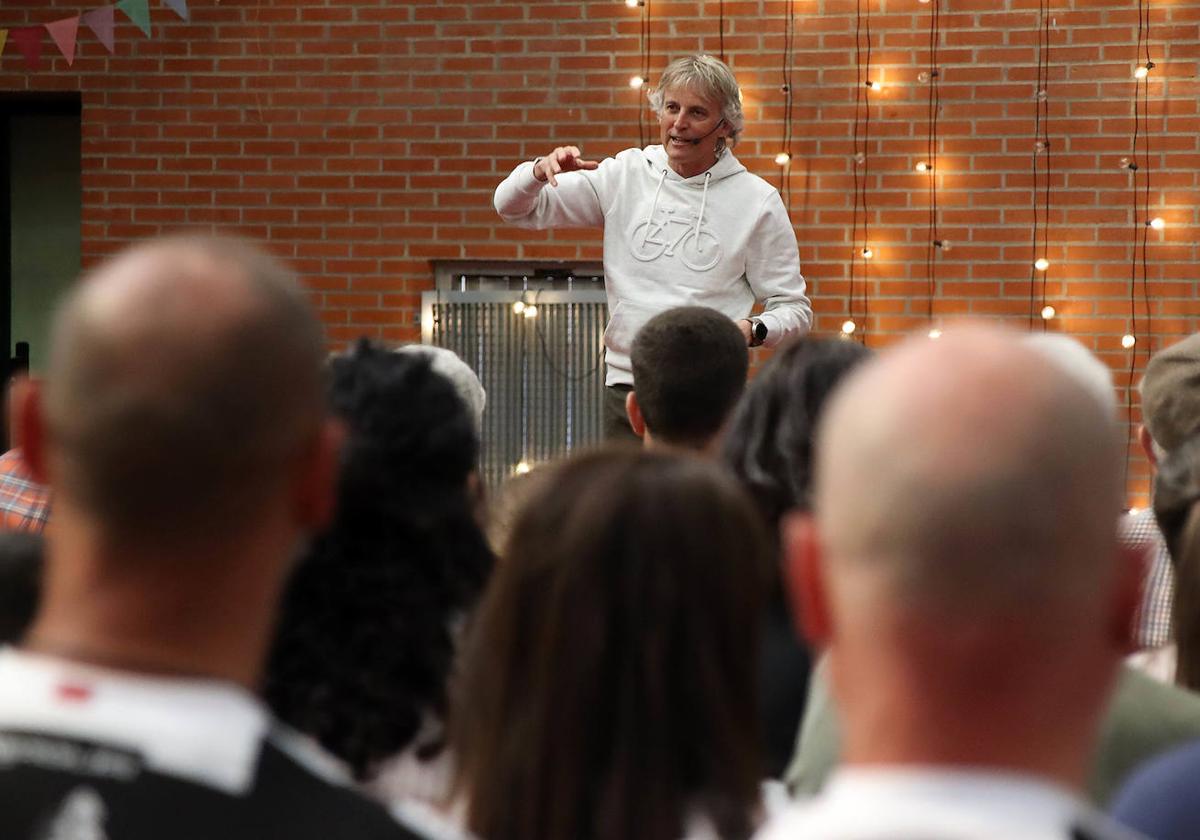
[861,247,874,259]
[1148,217,1165,230]
[625,0,643,7]
[1034,139,1049,152]
[1036,88,1048,101]
[841,319,857,335]
[775,152,791,165]
[928,328,942,340]
[853,151,866,165]
[917,71,932,84]
[629,75,645,89]
[866,80,882,91]
[1133,62,1154,79]
[512,300,525,314]
[1122,334,1137,349]
[1034,258,1050,271]
[1118,156,1138,170]
[934,239,952,252]
[523,304,539,318]
[514,460,532,475]
[915,161,931,172]
[1041,305,1056,320]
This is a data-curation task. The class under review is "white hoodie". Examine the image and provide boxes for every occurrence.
[494,145,812,386]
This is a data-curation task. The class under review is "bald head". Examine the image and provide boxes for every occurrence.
[815,327,1123,625]
[43,235,327,540]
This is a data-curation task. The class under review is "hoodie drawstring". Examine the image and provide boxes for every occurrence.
[695,172,711,246]
[645,168,667,228]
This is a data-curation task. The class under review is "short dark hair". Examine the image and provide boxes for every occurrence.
[264,339,494,781]
[631,307,748,448]
[722,337,873,538]
[453,448,770,840]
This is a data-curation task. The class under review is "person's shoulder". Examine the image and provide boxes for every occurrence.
[1110,739,1200,836]
[252,733,428,838]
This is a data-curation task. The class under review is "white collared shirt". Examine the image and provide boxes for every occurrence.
[757,767,1146,840]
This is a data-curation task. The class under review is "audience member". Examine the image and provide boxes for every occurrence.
[1129,333,1200,650]
[721,337,872,778]
[1129,435,1200,687]
[762,327,1140,838]
[453,449,771,840]
[0,235,424,839]
[626,306,749,453]
[265,339,494,807]
[0,378,50,532]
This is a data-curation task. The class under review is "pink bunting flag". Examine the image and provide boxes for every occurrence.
[10,27,43,71]
[163,0,189,21]
[83,6,116,54]
[45,16,80,66]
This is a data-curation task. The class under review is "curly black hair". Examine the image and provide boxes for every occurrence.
[264,338,495,781]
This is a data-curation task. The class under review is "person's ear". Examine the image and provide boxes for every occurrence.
[12,378,48,484]
[293,418,344,531]
[1138,425,1158,470]
[625,391,646,439]
[782,511,833,649]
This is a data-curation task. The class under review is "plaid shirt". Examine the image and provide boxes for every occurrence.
[1122,507,1174,650]
[0,449,50,533]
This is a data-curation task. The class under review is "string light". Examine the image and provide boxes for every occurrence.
[917,70,938,83]
[523,305,539,319]
[1133,61,1154,79]
[934,239,952,252]
[512,301,526,314]
[853,151,866,165]
[775,152,791,165]
[629,75,644,89]
[841,319,857,335]
[847,0,874,345]
[1148,217,1165,230]
[1034,140,1049,152]
[1034,258,1050,271]
[1028,0,1052,334]
[1122,334,1137,349]
[861,247,873,259]
[915,160,931,172]
[1119,156,1138,170]
[625,0,643,6]
[928,328,942,339]
[514,460,532,475]
[1041,305,1056,320]
[866,80,881,91]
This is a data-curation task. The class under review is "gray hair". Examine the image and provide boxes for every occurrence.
[648,54,745,150]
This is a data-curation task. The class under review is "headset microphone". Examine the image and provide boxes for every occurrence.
[686,118,726,145]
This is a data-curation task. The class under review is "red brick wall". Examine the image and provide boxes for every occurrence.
[2,0,1197,502]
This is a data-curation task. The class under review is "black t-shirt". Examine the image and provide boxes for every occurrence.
[0,650,426,840]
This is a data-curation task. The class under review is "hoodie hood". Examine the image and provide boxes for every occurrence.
[643,145,747,184]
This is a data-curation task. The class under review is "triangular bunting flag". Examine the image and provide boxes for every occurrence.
[163,0,189,21]
[45,16,80,66]
[10,27,43,71]
[83,6,116,54]
[116,0,151,37]
[0,30,7,59]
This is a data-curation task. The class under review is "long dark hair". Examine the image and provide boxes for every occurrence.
[453,449,770,840]
[264,339,494,780]
[1154,435,1200,690]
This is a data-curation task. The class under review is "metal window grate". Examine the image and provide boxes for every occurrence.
[422,289,609,488]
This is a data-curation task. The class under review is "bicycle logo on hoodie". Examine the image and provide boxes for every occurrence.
[629,210,722,272]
